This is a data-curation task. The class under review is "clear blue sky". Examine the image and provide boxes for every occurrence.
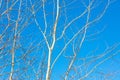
[51,0,120,79]
[0,0,120,80]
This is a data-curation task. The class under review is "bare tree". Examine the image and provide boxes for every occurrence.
[0,0,120,80]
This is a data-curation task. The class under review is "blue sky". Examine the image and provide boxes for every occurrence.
[101,0,120,44]
[51,0,120,79]
[0,0,120,80]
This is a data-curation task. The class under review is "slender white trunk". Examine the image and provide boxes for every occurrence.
[46,49,52,80]
[46,0,59,80]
